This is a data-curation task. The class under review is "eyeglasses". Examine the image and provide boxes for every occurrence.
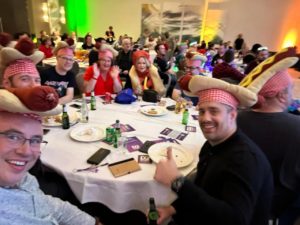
[58,56,75,63]
[0,131,47,151]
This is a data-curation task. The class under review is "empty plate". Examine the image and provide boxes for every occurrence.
[148,142,193,168]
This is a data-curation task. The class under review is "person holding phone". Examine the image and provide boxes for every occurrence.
[83,48,122,96]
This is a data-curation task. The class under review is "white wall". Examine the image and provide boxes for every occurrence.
[84,0,295,51]
[87,0,204,41]
[221,0,292,51]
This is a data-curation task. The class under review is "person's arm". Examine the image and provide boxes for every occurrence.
[171,88,182,102]
[58,87,74,104]
[44,194,98,225]
[83,64,98,93]
[110,65,122,93]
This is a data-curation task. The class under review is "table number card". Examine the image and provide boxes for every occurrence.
[126,136,143,152]
[160,128,188,141]
[111,123,136,132]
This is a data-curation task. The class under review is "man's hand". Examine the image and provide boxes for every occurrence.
[154,147,181,187]
[157,206,176,225]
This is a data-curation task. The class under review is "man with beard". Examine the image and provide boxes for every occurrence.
[154,75,273,225]
[244,46,269,74]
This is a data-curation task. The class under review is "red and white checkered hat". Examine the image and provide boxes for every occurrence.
[179,75,257,108]
[258,70,292,98]
[198,88,239,109]
[3,59,39,82]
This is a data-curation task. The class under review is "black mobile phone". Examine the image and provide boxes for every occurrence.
[139,141,155,154]
[166,105,176,111]
[69,103,81,109]
[87,148,111,165]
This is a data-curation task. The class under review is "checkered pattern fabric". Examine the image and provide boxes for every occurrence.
[198,88,239,109]
[258,70,292,98]
[3,59,39,81]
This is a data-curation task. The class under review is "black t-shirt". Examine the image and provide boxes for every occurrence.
[40,66,76,97]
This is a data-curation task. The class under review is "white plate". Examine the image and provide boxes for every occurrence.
[148,143,193,168]
[42,111,79,127]
[140,105,168,117]
[70,125,105,142]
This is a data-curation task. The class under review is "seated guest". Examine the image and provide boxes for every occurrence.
[154,75,273,225]
[128,50,165,96]
[2,38,43,89]
[83,48,122,95]
[82,33,95,50]
[40,41,76,104]
[172,51,206,105]
[243,43,262,65]
[211,43,226,66]
[89,37,106,66]
[0,86,104,225]
[153,42,177,97]
[115,37,133,80]
[38,35,53,59]
[1,38,81,204]
[244,46,269,74]
[212,49,245,83]
[238,47,300,225]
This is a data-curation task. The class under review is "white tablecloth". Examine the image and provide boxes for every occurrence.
[41,98,206,213]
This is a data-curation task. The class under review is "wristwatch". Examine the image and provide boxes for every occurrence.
[171,176,185,193]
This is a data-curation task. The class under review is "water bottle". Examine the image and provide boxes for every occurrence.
[81,93,89,123]
[90,91,96,110]
[148,197,158,225]
[62,104,70,129]
[182,108,189,125]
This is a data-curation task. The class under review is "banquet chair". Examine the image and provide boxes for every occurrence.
[75,72,85,96]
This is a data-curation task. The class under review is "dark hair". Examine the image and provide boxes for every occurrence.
[224,49,235,63]
[251,43,262,54]
[154,43,165,52]
[0,32,12,46]
[41,36,51,45]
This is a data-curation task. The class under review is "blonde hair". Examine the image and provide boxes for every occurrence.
[136,56,151,68]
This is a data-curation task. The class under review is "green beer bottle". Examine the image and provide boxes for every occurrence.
[90,91,96,110]
[62,104,70,129]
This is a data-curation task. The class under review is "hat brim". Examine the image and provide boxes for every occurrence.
[0,89,61,116]
[187,76,257,107]
[0,47,44,66]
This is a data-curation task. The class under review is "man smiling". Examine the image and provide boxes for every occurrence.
[154,75,273,225]
[0,87,102,225]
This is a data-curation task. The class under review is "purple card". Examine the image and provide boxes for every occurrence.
[160,128,173,135]
[123,124,135,132]
[185,126,196,132]
[126,136,143,152]
[176,132,188,141]
[192,115,199,120]
[111,123,135,132]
